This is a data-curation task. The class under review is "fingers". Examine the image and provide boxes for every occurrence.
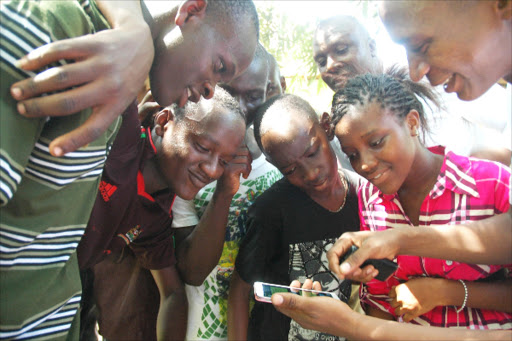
[48,102,122,156]
[272,292,302,312]
[11,59,100,102]
[15,35,99,71]
[289,280,301,289]
[350,264,378,283]
[311,281,322,291]
[13,75,121,118]
[327,235,358,280]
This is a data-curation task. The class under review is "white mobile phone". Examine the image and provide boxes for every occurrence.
[253,281,340,303]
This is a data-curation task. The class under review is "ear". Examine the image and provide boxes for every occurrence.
[320,112,335,141]
[153,108,175,137]
[405,109,421,136]
[496,0,512,20]
[280,76,287,92]
[175,0,207,27]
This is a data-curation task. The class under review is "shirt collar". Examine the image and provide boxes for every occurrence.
[430,147,479,199]
[367,146,480,205]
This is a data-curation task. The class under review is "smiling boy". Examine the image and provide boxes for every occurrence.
[78,87,248,340]
[227,94,362,341]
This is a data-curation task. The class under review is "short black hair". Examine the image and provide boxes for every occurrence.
[253,94,318,152]
[174,86,244,121]
[142,86,243,127]
[206,0,260,40]
[331,65,440,142]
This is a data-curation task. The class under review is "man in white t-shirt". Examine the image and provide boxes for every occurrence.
[171,45,283,340]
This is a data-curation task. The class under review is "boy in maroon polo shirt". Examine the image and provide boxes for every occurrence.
[77,87,249,340]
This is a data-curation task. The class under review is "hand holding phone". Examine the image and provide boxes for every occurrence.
[253,281,339,303]
[340,245,398,281]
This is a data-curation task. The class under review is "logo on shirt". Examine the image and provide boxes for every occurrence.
[99,181,117,202]
[117,225,143,245]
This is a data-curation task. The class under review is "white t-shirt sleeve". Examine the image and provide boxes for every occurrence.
[171,196,200,228]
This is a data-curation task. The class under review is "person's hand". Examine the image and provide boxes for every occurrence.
[271,280,355,337]
[389,277,444,322]
[138,91,161,125]
[216,144,252,197]
[327,229,403,280]
[10,17,153,156]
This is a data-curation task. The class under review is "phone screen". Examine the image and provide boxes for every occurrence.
[261,283,334,298]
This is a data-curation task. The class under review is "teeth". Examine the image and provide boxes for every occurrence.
[187,88,192,98]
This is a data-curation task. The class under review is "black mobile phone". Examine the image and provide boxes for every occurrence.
[340,245,398,281]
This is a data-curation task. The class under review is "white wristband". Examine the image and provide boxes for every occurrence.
[456,279,468,313]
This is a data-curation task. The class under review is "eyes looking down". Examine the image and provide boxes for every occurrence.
[149,2,258,109]
[334,102,418,195]
[155,94,246,201]
[259,110,338,199]
[378,0,512,101]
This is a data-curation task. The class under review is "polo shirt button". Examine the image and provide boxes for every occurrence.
[446,260,453,265]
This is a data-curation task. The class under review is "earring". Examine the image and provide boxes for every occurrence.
[412,128,419,137]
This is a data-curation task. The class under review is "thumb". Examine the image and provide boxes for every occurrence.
[341,247,372,276]
[271,292,301,312]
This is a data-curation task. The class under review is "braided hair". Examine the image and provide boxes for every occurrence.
[331,65,440,143]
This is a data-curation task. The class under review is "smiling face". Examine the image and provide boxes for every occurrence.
[313,16,383,91]
[260,109,339,201]
[335,101,417,195]
[379,0,512,100]
[220,46,269,124]
[150,8,257,108]
[155,99,246,200]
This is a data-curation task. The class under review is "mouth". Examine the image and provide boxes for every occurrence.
[368,168,389,185]
[189,170,211,189]
[311,177,328,189]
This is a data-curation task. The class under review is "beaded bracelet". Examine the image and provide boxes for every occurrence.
[456,279,468,313]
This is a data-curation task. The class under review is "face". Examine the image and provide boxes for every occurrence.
[380,1,512,100]
[220,53,269,124]
[335,101,416,195]
[313,18,382,91]
[156,104,246,200]
[150,16,257,108]
[261,114,339,201]
[266,57,284,99]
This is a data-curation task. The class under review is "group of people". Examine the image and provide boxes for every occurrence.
[0,1,510,341]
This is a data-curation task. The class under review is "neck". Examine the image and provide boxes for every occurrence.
[399,146,443,198]
[141,1,180,40]
[310,168,347,212]
[142,157,168,195]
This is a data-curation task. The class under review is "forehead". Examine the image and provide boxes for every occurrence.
[336,102,399,137]
[314,20,362,50]
[379,1,440,41]
[263,118,317,163]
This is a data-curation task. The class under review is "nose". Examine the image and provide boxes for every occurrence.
[407,53,430,82]
[303,164,319,183]
[326,56,337,72]
[238,97,248,118]
[202,82,215,100]
[359,151,377,174]
[199,155,222,181]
